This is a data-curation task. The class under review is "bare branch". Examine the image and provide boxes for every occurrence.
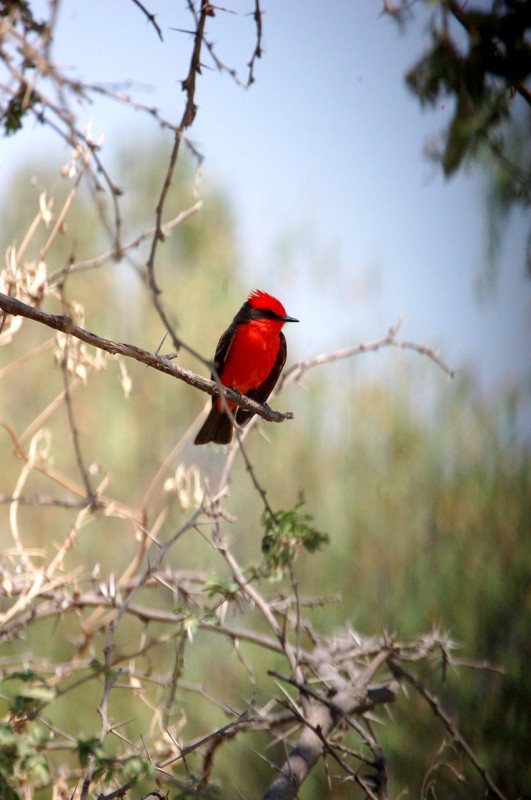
[0,292,294,425]
[129,0,163,41]
[47,202,202,282]
[146,0,212,296]
[280,321,454,392]
[58,304,97,506]
[247,0,264,86]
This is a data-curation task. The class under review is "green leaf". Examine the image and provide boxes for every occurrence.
[0,771,21,800]
[3,671,54,719]
[8,686,54,720]
[0,724,19,775]
[260,501,329,577]
[123,755,155,782]
[75,735,104,768]
[2,671,43,684]
[19,750,49,785]
[203,577,240,600]
[2,89,40,136]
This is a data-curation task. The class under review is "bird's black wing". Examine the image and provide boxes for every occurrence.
[209,320,238,392]
[236,332,287,426]
[194,320,238,445]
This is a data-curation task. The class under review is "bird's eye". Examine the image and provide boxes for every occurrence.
[249,306,279,322]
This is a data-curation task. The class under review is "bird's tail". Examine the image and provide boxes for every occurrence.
[194,406,233,445]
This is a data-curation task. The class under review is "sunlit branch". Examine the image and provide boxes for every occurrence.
[0,292,294,425]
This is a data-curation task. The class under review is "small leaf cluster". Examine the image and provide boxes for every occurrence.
[1,2,47,135]
[0,722,50,799]
[259,502,329,578]
[2,88,41,135]
[0,672,53,796]
[2,671,54,726]
[75,735,155,784]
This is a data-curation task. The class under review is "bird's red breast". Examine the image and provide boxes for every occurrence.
[216,315,285,406]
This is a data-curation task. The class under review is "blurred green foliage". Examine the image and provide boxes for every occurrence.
[0,1,47,137]
[0,145,529,798]
[403,0,531,276]
[406,1,530,177]
[259,501,329,578]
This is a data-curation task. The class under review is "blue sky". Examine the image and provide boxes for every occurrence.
[2,1,530,409]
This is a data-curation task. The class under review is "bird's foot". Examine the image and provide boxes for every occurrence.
[229,387,243,403]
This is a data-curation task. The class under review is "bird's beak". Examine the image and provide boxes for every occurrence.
[282,315,299,323]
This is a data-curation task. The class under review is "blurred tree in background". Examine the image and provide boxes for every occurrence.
[0,2,529,800]
[398,0,531,275]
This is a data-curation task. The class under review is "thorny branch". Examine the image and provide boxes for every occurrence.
[263,657,396,800]
[389,659,509,800]
[145,0,212,300]
[129,0,164,41]
[247,0,264,86]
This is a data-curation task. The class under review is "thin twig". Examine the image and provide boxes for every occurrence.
[247,0,263,86]
[47,202,202,282]
[129,0,163,41]
[280,321,454,392]
[146,0,210,296]
[58,319,96,505]
[389,659,508,800]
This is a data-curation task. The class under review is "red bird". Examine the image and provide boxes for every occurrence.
[194,290,299,445]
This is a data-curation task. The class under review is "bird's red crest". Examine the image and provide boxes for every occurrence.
[247,289,287,318]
